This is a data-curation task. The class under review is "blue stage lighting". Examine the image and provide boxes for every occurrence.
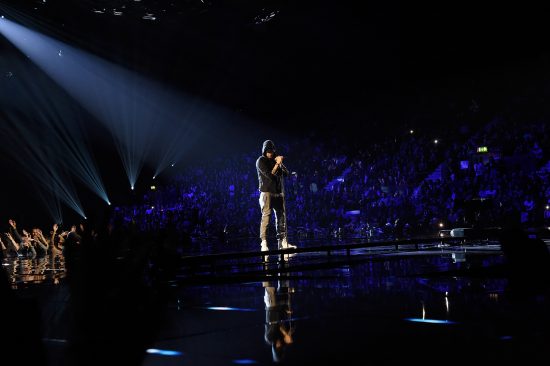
[405,318,457,324]
[146,349,183,357]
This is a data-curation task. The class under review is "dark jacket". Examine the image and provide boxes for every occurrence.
[256,140,289,194]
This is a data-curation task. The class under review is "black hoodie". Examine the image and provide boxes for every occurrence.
[256,140,289,194]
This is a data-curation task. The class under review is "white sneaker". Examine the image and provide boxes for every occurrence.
[260,240,269,252]
[279,238,297,250]
[278,238,296,260]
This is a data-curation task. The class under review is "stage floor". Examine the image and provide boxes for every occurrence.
[3,238,550,365]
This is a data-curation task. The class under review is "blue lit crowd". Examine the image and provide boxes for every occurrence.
[111,113,550,241]
[3,103,549,253]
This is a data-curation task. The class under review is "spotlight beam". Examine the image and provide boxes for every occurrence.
[0,16,152,190]
[33,181,63,225]
[1,14,236,190]
[0,115,86,219]
[0,53,110,205]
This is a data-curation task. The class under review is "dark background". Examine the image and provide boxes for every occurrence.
[0,0,549,226]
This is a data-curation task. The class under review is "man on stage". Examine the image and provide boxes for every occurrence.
[256,140,297,252]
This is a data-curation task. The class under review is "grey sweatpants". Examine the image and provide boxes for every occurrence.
[259,192,287,241]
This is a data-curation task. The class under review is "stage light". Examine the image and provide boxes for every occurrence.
[205,306,256,312]
[151,185,156,190]
[409,129,414,134]
[152,176,156,180]
[0,17,153,191]
[142,14,156,21]
[0,18,110,207]
[0,12,236,196]
[233,360,257,365]
[434,139,439,144]
[0,119,87,220]
[107,201,111,206]
[405,318,457,324]
[545,205,549,210]
[146,349,182,357]
[439,222,444,228]
[131,186,134,190]
[33,183,63,224]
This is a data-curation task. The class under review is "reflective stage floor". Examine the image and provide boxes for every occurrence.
[3,238,550,365]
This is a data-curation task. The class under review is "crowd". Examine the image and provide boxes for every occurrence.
[5,99,549,248]
[0,219,67,259]
[110,112,550,241]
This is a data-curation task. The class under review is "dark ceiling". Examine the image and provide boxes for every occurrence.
[2,1,547,128]
[1,0,397,128]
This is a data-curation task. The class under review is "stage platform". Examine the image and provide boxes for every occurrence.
[2,237,550,365]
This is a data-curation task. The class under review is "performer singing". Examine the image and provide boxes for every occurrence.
[256,140,297,252]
